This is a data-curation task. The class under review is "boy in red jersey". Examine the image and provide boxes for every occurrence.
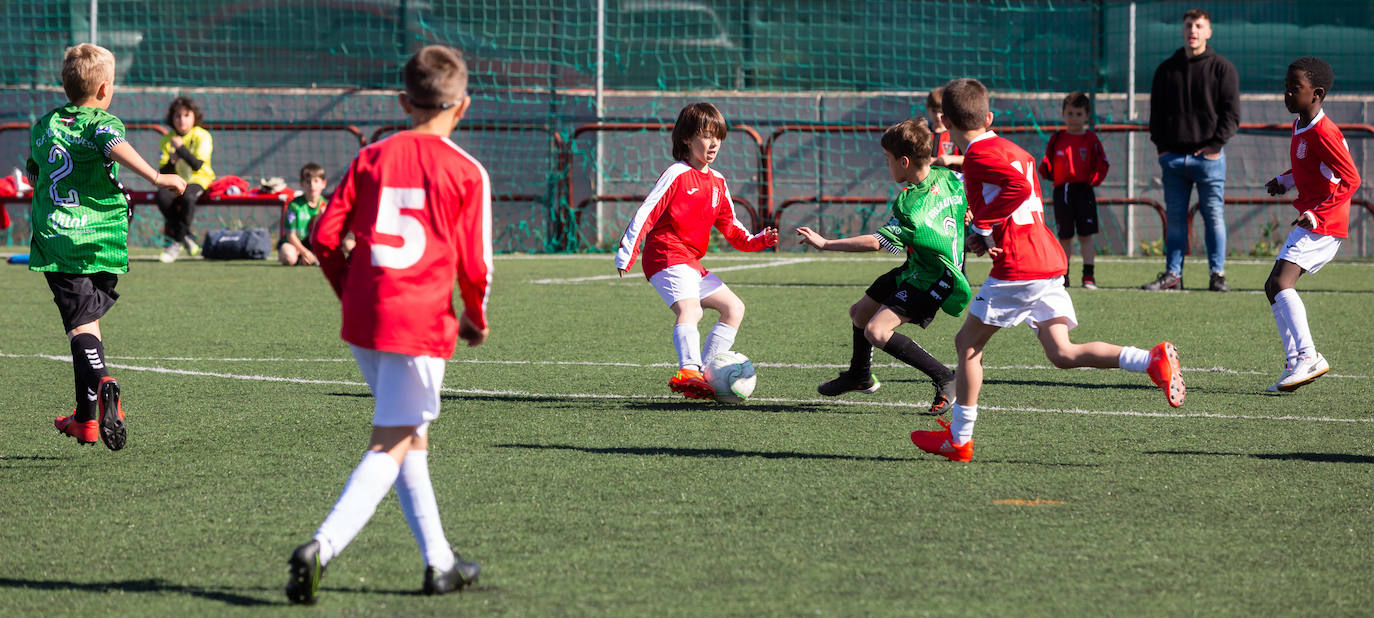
[615,102,779,399]
[286,46,489,603]
[926,87,963,171]
[910,79,1184,463]
[1037,92,1109,289]
[1262,57,1361,392]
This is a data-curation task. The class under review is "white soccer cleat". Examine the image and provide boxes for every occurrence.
[160,243,182,263]
[1275,354,1329,392]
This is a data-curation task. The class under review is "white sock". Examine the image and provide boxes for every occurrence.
[395,450,456,571]
[1270,301,1298,366]
[1273,289,1314,361]
[314,450,400,565]
[701,322,737,364]
[949,403,977,445]
[673,324,702,369]
[1117,346,1151,374]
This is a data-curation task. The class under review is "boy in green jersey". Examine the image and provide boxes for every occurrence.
[278,162,327,266]
[797,118,970,415]
[27,44,186,449]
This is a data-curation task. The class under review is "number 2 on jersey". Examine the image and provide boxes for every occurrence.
[47,144,80,207]
[372,187,427,269]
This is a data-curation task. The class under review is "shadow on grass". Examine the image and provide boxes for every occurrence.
[1145,450,1374,464]
[0,577,277,607]
[983,377,1156,392]
[495,442,917,462]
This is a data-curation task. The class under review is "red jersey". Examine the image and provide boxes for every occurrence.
[962,132,1067,281]
[1276,111,1361,238]
[313,131,493,358]
[615,162,775,278]
[934,130,961,160]
[1038,130,1109,187]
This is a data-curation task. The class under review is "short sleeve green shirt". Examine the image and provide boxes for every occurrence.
[282,195,325,244]
[27,104,131,274]
[873,167,972,316]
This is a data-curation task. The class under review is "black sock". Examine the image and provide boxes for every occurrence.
[881,332,954,384]
[1083,263,1095,278]
[70,333,109,421]
[849,326,873,375]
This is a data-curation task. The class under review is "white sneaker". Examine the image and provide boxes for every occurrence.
[160,243,182,263]
[1265,359,1295,393]
[1276,354,1329,392]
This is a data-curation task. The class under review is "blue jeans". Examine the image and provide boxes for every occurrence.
[1159,151,1227,275]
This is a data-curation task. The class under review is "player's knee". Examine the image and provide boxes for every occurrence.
[863,324,890,348]
[1046,349,1077,369]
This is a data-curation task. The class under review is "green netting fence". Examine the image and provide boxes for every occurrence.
[3,1,1373,256]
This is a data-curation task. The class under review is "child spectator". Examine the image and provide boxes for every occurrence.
[927,87,963,171]
[288,46,489,603]
[615,102,780,399]
[796,118,969,415]
[1262,57,1361,392]
[1037,91,1109,289]
[910,78,1184,463]
[28,44,186,449]
[156,95,214,262]
[279,162,327,266]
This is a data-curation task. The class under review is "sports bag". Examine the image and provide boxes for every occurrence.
[203,228,271,260]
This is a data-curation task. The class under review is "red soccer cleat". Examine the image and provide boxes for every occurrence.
[669,368,715,400]
[55,411,98,445]
[910,417,973,462]
[1147,342,1185,408]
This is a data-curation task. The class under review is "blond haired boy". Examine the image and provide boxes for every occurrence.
[28,44,185,450]
[286,45,490,603]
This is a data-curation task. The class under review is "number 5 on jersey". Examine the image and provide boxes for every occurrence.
[372,187,427,269]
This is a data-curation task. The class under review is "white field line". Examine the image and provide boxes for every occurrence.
[530,257,816,284]
[28,353,1368,381]
[3,351,1370,424]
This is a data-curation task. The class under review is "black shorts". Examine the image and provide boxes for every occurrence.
[864,266,954,329]
[45,271,120,332]
[1051,183,1099,239]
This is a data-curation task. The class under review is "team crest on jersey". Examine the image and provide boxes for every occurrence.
[1078,147,1089,161]
[710,186,720,211]
[1296,139,1308,160]
[930,185,940,195]
[58,117,75,126]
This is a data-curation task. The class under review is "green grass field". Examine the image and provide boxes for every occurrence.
[2,251,1372,616]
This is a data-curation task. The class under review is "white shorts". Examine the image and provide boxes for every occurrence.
[968,276,1078,331]
[1277,227,1341,274]
[649,263,729,306]
[349,344,446,432]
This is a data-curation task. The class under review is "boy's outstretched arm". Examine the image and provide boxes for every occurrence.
[108,142,185,193]
[796,226,880,252]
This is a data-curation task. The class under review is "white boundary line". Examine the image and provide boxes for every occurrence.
[530,257,817,284]
[3,351,1370,423]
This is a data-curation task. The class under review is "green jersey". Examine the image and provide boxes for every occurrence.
[282,195,325,244]
[873,166,971,316]
[27,104,131,274]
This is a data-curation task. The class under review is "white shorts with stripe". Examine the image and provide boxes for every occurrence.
[649,263,729,306]
[968,276,1078,331]
[349,344,447,433]
[1276,227,1341,274]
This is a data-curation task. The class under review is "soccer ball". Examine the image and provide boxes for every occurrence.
[704,351,756,404]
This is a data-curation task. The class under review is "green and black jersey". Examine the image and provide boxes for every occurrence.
[27,104,131,274]
[873,166,971,316]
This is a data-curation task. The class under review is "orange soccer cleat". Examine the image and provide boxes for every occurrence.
[910,417,973,462]
[1147,342,1185,408]
[668,368,715,400]
[55,411,98,445]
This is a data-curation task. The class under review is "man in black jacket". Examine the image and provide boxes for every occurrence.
[1143,8,1240,292]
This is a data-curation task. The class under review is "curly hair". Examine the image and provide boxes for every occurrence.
[1289,56,1334,94]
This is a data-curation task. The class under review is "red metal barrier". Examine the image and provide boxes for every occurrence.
[1187,197,1374,250]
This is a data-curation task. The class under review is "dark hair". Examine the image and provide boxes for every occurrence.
[940,78,990,132]
[165,96,203,128]
[671,102,728,162]
[1062,91,1091,113]
[403,45,468,109]
[1289,56,1334,94]
[299,162,326,184]
[926,87,944,114]
[881,118,933,163]
[1183,8,1211,22]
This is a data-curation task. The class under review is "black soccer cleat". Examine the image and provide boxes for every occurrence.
[286,540,326,605]
[423,558,481,595]
[96,377,126,451]
[817,371,880,397]
[926,378,956,416]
